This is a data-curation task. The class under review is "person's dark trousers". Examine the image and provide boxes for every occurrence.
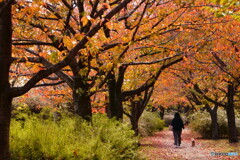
[173,130,182,146]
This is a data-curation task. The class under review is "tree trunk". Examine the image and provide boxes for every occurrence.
[107,72,123,120]
[0,2,12,159]
[73,94,92,121]
[0,95,12,160]
[130,102,140,135]
[226,84,238,143]
[73,76,92,121]
[158,105,165,119]
[205,104,219,139]
[209,110,219,139]
[130,88,154,135]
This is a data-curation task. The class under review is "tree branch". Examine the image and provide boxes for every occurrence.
[34,81,65,88]
[25,49,74,89]
[122,53,182,66]
[10,0,133,97]
[193,84,226,107]
[11,57,41,63]
[122,56,183,98]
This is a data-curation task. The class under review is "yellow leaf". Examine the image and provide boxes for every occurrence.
[106,62,113,70]
[81,16,88,26]
[105,22,113,30]
[91,59,97,66]
[63,36,72,48]
[169,51,175,56]
[174,0,181,5]
[75,33,83,41]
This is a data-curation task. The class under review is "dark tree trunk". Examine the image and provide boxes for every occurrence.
[0,2,12,159]
[205,104,219,139]
[73,94,92,121]
[209,110,219,139]
[107,72,123,120]
[73,76,92,121]
[0,95,12,160]
[226,84,238,143]
[129,88,154,135]
[158,105,165,119]
[130,102,140,135]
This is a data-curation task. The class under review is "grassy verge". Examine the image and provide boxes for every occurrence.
[10,114,140,160]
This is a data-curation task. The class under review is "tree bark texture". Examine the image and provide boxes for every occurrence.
[130,102,140,135]
[0,95,12,160]
[158,105,165,119]
[107,72,123,120]
[209,110,219,139]
[0,2,12,159]
[226,84,238,143]
[73,76,92,121]
[205,104,219,139]
[129,87,154,135]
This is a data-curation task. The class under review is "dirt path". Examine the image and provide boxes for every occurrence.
[139,128,238,160]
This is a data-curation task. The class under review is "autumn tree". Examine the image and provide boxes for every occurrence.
[13,0,188,121]
[122,57,183,133]
[169,15,239,142]
[12,0,165,122]
[192,19,239,143]
[0,1,12,159]
[11,0,187,121]
[104,0,219,129]
[104,0,190,120]
[143,0,240,140]
[0,0,134,159]
[173,69,223,139]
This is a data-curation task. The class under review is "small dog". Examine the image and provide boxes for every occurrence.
[191,138,195,147]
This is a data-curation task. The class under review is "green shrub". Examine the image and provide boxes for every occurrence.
[163,114,174,127]
[138,111,165,136]
[188,111,213,138]
[188,109,240,138]
[163,112,187,127]
[10,114,139,160]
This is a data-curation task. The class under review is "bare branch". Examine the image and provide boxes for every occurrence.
[122,53,182,66]
[34,80,65,88]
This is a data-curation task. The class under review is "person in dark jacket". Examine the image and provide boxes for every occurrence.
[171,112,184,147]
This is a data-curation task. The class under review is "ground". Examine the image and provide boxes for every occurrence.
[139,128,240,160]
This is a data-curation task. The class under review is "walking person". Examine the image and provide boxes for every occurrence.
[170,112,184,148]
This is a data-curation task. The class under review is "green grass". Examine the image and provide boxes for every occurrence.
[10,114,139,160]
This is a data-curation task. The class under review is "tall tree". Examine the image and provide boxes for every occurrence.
[0,1,13,158]
[0,0,134,159]
[12,0,189,120]
[13,0,188,120]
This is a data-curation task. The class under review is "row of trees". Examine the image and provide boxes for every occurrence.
[0,0,239,159]
[153,14,239,142]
